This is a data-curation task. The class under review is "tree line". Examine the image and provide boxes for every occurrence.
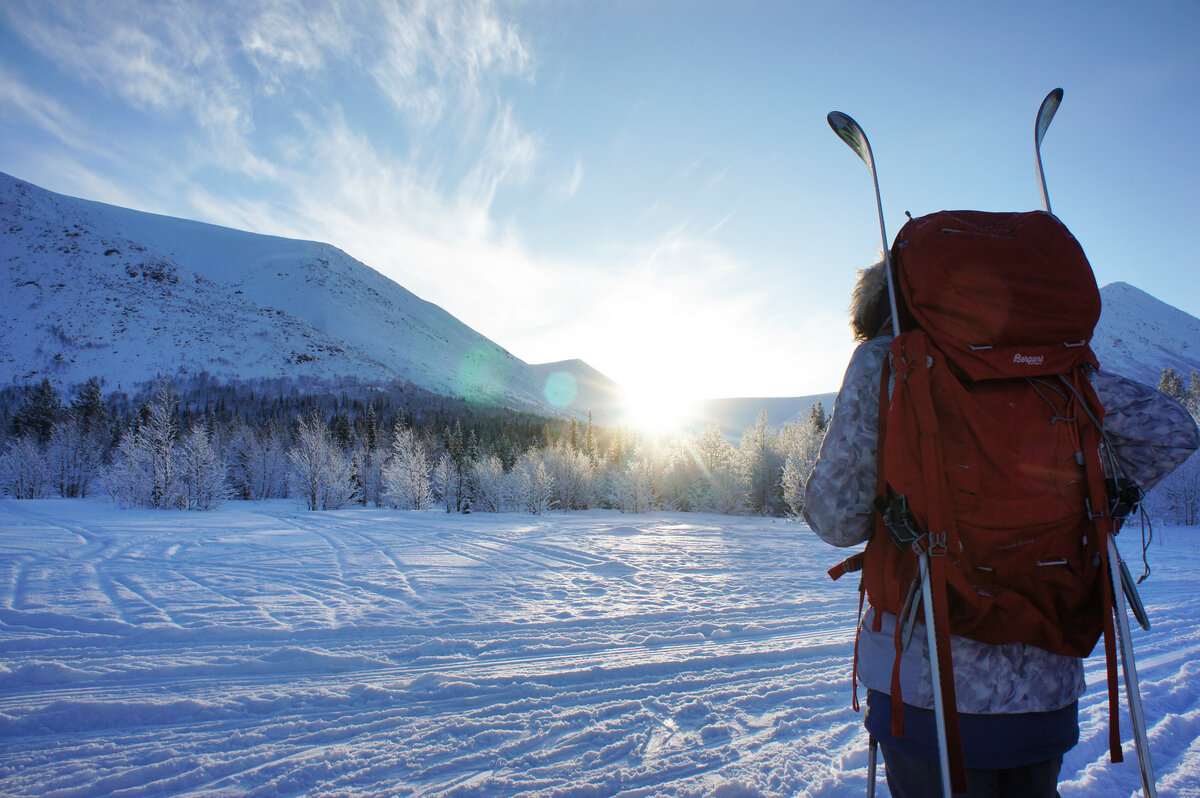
[1154,368,1200,525]
[0,375,829,518]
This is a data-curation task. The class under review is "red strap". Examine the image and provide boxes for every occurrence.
[929,551,968,794]
[902,333,969,794]
[828,551,865,581]
[852,582,866,712]
[1078,405,1122,763]
[891,607,906,738]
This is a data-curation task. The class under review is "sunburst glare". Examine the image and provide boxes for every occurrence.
[622,387,692,436]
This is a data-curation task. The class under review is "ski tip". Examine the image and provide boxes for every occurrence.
[827,111,858,137]
[827,111,871,163]
[1036,89,1065,143]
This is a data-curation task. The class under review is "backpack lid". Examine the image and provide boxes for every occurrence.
[892,210,1101,380]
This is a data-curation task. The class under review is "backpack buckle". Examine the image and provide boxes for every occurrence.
[928,532,949,557]
[1107,477,1143,522]
[880,494,925,550]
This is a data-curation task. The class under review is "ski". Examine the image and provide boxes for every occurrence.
[828,108,962,795]
[1035,88,1064,213]
[1108,536,1158,796]
[827,111,901,339]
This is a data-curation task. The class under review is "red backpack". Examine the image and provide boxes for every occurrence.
[855,209,1123,787]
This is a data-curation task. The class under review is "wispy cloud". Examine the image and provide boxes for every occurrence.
[0,65,95,154]
[0,0,831,398]
[369,0,531,131]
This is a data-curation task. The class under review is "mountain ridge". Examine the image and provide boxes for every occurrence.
[1,172,622,420]
[3,172,1198,433]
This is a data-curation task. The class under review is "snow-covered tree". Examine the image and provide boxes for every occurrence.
[0,435,50,499]
[104,381,181,508]
[740,410,784,515]
[382,421,434,510]
[614,457,657,514]
[469,454,510,512]
[288,413,358,511]
[542,440,595,510]
[104,431,152,507]
[1150,369,1200,525]
[780,401,828,519]
[141,381,181,508]
[46,418,105,498]
[176,424,229,510]
[512,449,555,515]
[354,443,386,507]
[431,451,464,513]
[229,420,290,501]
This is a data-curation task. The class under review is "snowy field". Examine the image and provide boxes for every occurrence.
[1,500,1197,797]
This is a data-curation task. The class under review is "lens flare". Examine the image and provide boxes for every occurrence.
[544,371,578,408]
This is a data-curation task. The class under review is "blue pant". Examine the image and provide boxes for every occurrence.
[880,742,1063,798]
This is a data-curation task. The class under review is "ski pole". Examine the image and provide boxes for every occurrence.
[1108,536,1158,797]
[918,550,955,797]
[866,734,877,797]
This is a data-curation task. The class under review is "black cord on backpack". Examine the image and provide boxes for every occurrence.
[1056,374,1154,582]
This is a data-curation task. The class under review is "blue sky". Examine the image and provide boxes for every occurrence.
[2,1,1197,402]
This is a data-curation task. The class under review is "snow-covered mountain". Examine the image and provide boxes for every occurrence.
[1094,281,1200,388]
[2,171,1196,429]
[0,172,621,419]
[743,281,1200,439]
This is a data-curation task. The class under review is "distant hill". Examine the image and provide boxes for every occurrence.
[0,172,622,421]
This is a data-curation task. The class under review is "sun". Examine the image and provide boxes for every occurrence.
[622,387,691,436]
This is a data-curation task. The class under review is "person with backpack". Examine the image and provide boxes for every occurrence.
[804,246,1199,797]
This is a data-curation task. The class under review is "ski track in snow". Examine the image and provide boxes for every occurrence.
[0,500,1196,797]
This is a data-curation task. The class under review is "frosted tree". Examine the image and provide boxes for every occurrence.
[176,424,229,510]
[288,413,358,511]
[780,401,828,519]
[682,424,746,514]
[469,454,510,512]
[740,410,784,515]
[104,381,180,508]
[1149,369,1200,525]
[354,443,386,507]
[46,419,104,498]
[512,449,555,515]
[105,431,151,506]
[431,451,462,513]
[615,457,658,514]
[440,420,471,512]
[229,420,290,501]
[141,381,181,508]
[382,421,434,510]
[659,439,701,511]
[542,440,595,510]
[0,436,50,499]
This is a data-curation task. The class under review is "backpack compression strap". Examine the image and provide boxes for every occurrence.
[893,331,968,794]
[1072,374,1124,764]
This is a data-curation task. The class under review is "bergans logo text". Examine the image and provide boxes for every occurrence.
[1013,353,1045,366]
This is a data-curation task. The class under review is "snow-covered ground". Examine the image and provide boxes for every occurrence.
[0,500,1196,797]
